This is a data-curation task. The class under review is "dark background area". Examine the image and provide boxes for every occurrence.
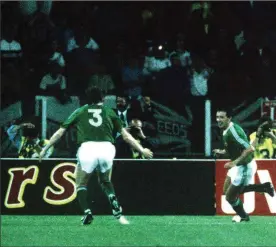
[2,1,276,108]
[1,159,215,215]
[1,1,276,157]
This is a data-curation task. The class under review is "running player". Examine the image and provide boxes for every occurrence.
[213,107,274,223]
[39,87,153,225]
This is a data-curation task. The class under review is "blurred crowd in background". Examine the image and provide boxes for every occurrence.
[2,1,276,108]
[1,1,276,158]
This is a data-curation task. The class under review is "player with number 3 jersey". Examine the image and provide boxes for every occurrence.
[62,103,121,144]
[39,87,153,225]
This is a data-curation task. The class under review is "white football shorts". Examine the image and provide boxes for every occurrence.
[77,141,116,173]
[227,160,257,186]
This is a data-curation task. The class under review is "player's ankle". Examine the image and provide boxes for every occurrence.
[84,209,91,214]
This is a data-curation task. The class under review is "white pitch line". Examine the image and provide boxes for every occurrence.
[149,222,276,225]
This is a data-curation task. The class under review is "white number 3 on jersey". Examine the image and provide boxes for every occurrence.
[88,109,103,127]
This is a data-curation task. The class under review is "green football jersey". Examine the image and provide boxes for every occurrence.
[61,104,123,145]
[223,122,254,165]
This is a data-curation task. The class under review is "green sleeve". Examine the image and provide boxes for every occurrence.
[108,108,123,133]
[61,106,85,129]
[229,126,250,150]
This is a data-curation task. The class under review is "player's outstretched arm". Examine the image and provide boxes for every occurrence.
[121,128,153,159]
[39,127,66,162]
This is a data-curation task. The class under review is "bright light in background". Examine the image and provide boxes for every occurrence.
[158,45,163,50]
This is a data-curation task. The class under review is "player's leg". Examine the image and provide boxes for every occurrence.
[97,142,129,224]
[225,184,249,222]
[240,182,275,197]
[76,143,99,225]
[97,169,121,216]
[75,164,91,211]
[96,143,116,199]
[97,166,115,197]
[240,160,274,197]
[96,142,116,199]
[75,163,94,225]
[223,176,231,195]
[225,165,249,222]
[97,169,129,224]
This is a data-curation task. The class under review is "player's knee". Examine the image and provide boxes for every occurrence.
[76,185,87,192]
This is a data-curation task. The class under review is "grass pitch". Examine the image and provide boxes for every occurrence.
[1,215,276,246]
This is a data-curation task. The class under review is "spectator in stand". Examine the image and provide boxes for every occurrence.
[143,44,171,76]
[190,54,211,97]
[113,94,135,129]
[19,0,53,16]
[152,53,190,113]
[20,11,55,80]
[115,118,150,159]
[88,59,115,96]
[249,115,276,159]
[51,15,74,53]
[188,54,211,153]
[138,94,160,150]
[67,27,99,52]
[47,39,66,67]
[65,27,98,97]
[1,24,22,59]
[169,33,192,70]
[6,117,54,158]
[137,94,157,137]
[25,11,55,44]
[122,55,143,100]
[112,93,141,141]
[40,61,69,104]
[187,1,215,55]
[36,39,65,76]
[1,24,24,107]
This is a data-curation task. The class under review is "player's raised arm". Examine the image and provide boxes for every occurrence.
[39,127,66,162]
[121,128,153,159]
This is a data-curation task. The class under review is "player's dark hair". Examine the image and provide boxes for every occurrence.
[217,107,233,118]
[86,86,103,104]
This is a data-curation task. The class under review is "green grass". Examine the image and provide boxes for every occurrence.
[1,215,276,246]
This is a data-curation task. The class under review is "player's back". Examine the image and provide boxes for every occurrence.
[63,104,122,145]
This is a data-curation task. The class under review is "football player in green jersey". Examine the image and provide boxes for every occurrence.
[39,87,153,225]
[213,108,274,223]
